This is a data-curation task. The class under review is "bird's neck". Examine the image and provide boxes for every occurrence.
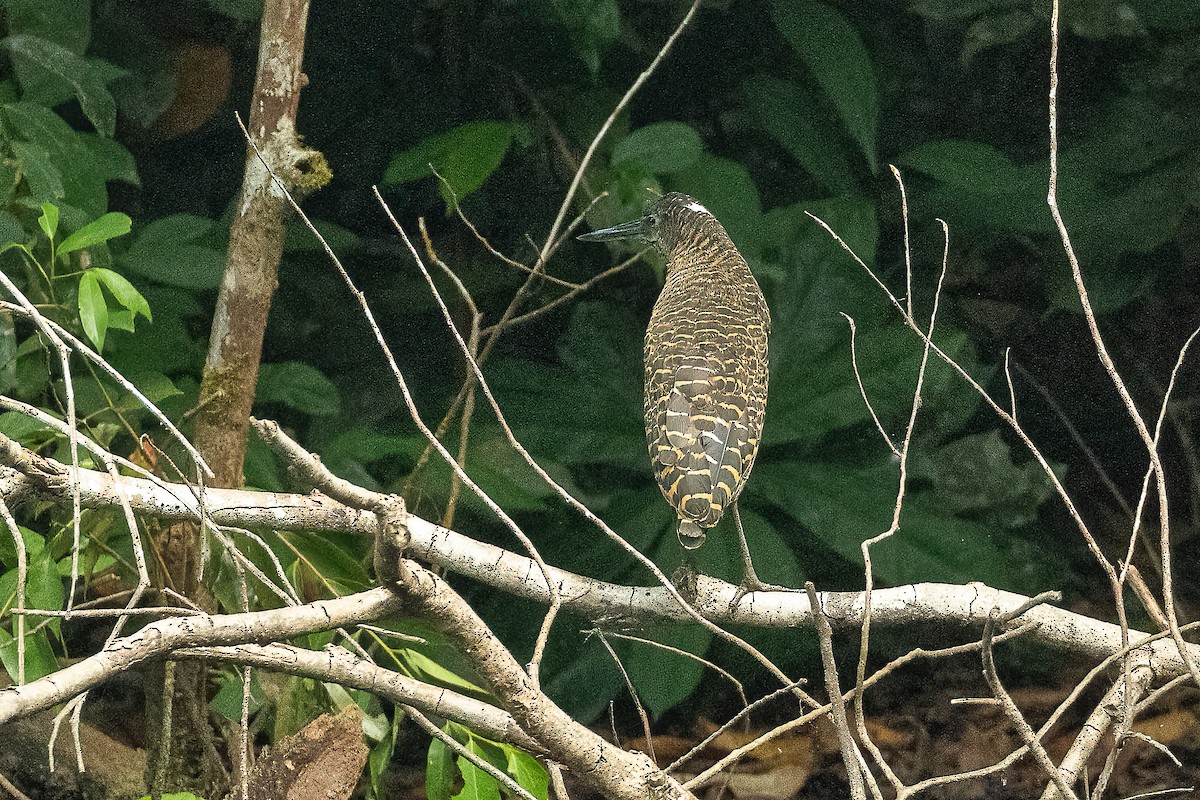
[665,236,753,287]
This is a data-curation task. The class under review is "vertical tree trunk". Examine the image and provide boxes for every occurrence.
[147,0,328,794]
[195,0,325,489]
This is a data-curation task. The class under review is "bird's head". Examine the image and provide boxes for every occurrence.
[578,192,718,258]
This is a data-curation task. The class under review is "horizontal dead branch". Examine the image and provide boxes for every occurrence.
[0,589,402,724]
[2,438,1197,680]
[174,643,541,753]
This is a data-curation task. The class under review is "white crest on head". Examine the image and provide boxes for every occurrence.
[683,200,710,215]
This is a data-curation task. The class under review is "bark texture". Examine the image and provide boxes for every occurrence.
[151,0,328,795]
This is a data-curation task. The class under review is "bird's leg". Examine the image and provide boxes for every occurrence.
[730,501,790,608]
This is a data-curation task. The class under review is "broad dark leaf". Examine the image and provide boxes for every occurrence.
[771,0,879,170]
[4,35,120,136]
[612,121,704,175]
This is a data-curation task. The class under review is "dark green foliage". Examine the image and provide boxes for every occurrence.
[1,0,1197,791]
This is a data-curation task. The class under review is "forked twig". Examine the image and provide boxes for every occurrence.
[1046,0,1199,689]
[981,597,1078,800]
[592,631,656,764]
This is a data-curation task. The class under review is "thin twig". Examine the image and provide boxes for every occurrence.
[1047,0,1199,689]
[1012,361,1131,518]
[840,312,898,457]
[376,194,564,685]
[593,631,656,764]
[408,706,541,800]
[688,621,1040,792]
[981,603,1078,800]
[480,249,643,337]
[537,0,703,266]
[666,681,807,774]
[850,181,949,795]
[237,114,566,694]
[807,583,868,800]
[596,630,745,704]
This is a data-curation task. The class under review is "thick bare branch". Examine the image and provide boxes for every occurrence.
[393,560,695,800]
[4,443,1200,679]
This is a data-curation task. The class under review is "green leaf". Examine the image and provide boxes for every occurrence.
[505,749,548,800]
[749,458,893,566]
[134,213,216,244]
[86,267,151,321]
[106,307,134,332]
[896,139,1032,195]
[369,712,402,797]
[117,371,182,407]
[550,0,621,74]
[4,0,91,53]
[0,529,64,682]
[401,649,488,698]
[488,308,644,470]
[617,623,711,719]
[77,269,108,350]
[37,201,59,241]
[744,75,857,194]
[914,431,1056,528]
[0,627,59,683]
[255,361,341,416]
[10,139,65,202]
[282,532,371,595]
[0,211,23,245]
[209,670,263,721]
[897,142,1051,235]
[0,529,64,615]
[427,735,460,800]
[875,494,1017,587]
[3,35,120,136]
[0,412,54,448]
[455,739,501,800]
[963,10,1039,64]
[771,0,878,171]
[78,133,139,186]
[750,456,1028,588]
[120,243,225,289]
[612,122,704,174]
[383,121,515,209]
[282,217,360,253]
[117,214,225,288]
[762,195,890,445]
[697,507,802,587]
[58,212,132,255]
[5,102,106,215]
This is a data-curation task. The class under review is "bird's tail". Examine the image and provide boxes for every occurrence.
[677,520,707,550]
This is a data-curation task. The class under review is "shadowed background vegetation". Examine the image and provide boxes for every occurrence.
[1,0,1198,790]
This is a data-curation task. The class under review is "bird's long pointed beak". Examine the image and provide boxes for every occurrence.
[577,216,652,242]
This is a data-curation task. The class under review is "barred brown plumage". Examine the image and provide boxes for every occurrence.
[580,192,772,595]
